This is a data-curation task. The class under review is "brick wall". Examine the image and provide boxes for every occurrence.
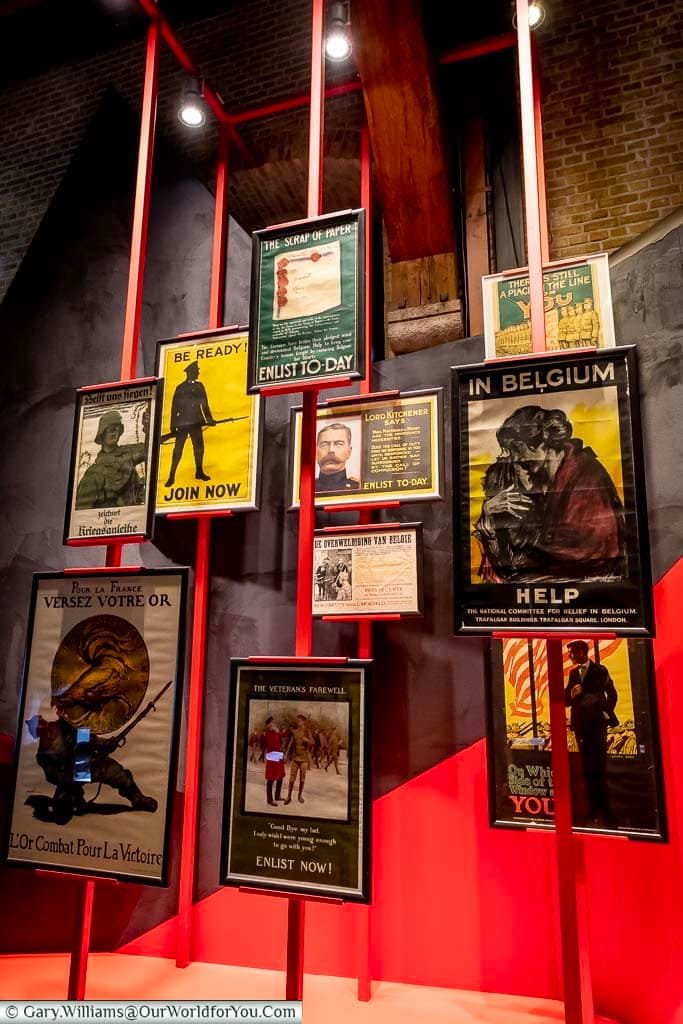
[0,0,362,303]
[539,0,683,259]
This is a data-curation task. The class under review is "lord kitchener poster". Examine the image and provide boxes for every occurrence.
[4,569,187,885]
[452,347,653,634]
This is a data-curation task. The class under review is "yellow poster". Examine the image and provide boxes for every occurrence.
[155,330,262,515]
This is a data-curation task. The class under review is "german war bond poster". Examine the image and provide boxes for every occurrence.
[65,380,161,544]
[221,660,370,902]
[453,347,653,634]
[4,569,187,884]
[248,210,365,392]
[156,329,262,515]
[312,523,423,617]
[482,253,615,359]
[289,389,443,509]
[488,638,666,840]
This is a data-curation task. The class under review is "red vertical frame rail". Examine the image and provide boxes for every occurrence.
[515,3,595,1021]
[285,0,326,1001]
[66,15,161,1000]
[355,120,374,1003]
[175,123,231,970]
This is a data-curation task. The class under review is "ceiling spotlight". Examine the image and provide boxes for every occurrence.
[178,77,206,128]
[326,1,352,62]
[528,2,546,28]
[512,1,547,30]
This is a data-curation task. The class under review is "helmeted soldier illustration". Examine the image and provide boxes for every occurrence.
[76,406,148,509]
[23,615,166,825]
[165,360,215,487]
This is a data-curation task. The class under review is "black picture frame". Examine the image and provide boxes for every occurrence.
[312,522,425,618]
[64,378,163,546]
[220,658,372,903]
[288,388,445,510]
[452,346,654,635]
[3,568,188,886]
[247,209,366,393]
[155,326,264,516]
[485,637,667,842]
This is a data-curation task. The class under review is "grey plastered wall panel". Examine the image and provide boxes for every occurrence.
[610,225,683,581]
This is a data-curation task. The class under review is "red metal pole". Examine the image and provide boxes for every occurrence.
[531,36,550,263]
[307,0,326,218]
[515,0,545,354]
[121,17,160,381]
[176,124,230,969]
[356,119,373,1002]
[546,639,595,1024]
[209,127,230,331]
[438,31,517,64]
[286,0,326,997]
[176,516,212,968]
[67,879,94,1000]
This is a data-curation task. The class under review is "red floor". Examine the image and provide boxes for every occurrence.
[0,954,619,1023]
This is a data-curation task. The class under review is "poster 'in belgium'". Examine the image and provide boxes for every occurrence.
[156,328,262,515]
[452,347,653,635]
[3,569,187,885]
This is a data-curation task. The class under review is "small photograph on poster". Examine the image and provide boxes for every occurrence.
[312,524,423,617]
[3,569,187,885]
[221,660,370,902]
[65,380,161,544]
[482,253,616,359]
[244,699,350,821]
[248,209,365,392]
[487,638,667,840]
[155,329,262,515]
[289,390,443,509]
[452,347,654,634]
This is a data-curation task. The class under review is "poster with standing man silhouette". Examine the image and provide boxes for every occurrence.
[156,328,262,515]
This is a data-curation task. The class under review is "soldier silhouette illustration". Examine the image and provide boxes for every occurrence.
[165,361,215,487]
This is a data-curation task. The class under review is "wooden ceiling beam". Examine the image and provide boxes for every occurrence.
[353,0,456,263]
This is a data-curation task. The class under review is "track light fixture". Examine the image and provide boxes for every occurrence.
[512,1,547,30]
[325,1,352,62]
[178,77,206,128]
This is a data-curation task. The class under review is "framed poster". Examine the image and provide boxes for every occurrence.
[313,523,423,617]
[221,659,371,902]
[247,209,365,392]
[487,638,667,840]
[155,328,263,515]
[482,253,616,359]
[3,569,187,885]
[288,389,444,509]
[452,346,654,635]
[64,379,161,545]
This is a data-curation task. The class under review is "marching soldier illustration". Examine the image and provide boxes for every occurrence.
[579,297,600,346]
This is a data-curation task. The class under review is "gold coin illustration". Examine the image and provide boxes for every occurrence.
[50,614,149,734]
